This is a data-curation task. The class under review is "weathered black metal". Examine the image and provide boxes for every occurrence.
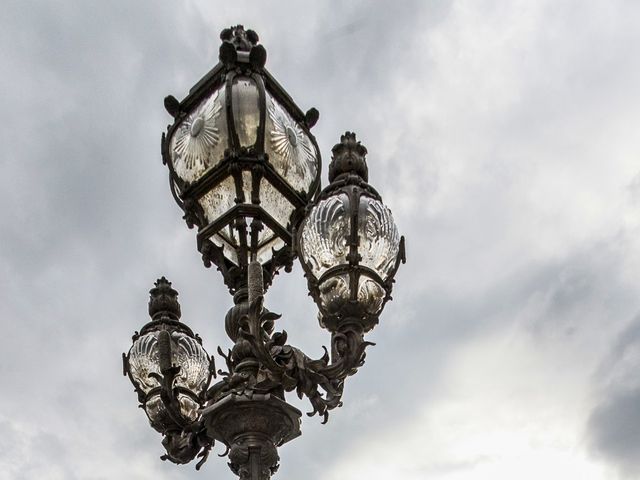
[125,25,405,480]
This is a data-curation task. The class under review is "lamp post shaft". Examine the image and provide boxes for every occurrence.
[248,260,264,305]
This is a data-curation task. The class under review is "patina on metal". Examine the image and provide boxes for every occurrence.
[123,25,405,480]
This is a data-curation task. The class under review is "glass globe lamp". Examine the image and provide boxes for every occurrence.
[123,278,213,434]
[297,133,405,332]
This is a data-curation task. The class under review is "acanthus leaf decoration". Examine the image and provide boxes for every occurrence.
[225,295,374,423]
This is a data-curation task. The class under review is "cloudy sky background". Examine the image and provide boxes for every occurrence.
[1,0,640,479]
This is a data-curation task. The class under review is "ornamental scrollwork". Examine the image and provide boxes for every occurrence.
[209,296,374,423]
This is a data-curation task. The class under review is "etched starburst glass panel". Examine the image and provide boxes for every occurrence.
[318,273,350,314]
[128,333,160,394]
[170,87,227,184]
[231,77,260,147]
[199,176,237,224]
[265,92,318,195]
[172,332,210,394]
[299,193,350,279]
[357,196,400,280]
[260,177,295,229]
[357,275,385,315]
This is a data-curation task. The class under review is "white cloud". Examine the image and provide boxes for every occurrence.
[326,329,614,480]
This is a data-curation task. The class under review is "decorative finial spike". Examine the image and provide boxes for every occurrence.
[219,25,260,53]
[148,277,181,321]
[328,131,369,183]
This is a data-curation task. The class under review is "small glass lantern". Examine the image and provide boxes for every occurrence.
[161,26,322,292]
[298,133,405,332]
[123,278,213,433]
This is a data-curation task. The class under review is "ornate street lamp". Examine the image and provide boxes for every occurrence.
[123,25,405,479]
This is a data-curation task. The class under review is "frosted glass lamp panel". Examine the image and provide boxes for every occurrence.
[318,274,350,315]
[210,233,239,265]
[170,87,227,184]
[265,92,318,194]
[242,170,253,204]
[199,176,237,223]
[145,393,199,433]
[128,332,160,394]
[145,393,171,433]
[172,332,210,394]
[357,275,385,315]
[178,395,200,421]
[299,194,350,279]
[357,196,400,280]
[260,178,295,229]
[231,77,260,147]
[256,235,285,264]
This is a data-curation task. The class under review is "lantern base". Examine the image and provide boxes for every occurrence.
[201,392,301,479]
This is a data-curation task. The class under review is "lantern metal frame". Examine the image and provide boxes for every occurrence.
[124,25,405,480]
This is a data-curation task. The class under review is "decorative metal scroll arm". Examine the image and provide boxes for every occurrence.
[238,295,374,423]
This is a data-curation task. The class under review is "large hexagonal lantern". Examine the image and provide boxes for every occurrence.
[161,26,321,292]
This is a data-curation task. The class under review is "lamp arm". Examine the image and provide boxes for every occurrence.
[237,296,374,423]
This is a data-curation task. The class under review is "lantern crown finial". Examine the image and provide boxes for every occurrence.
[328,131,368,183]
[219,25,267,70]
[220,25,260,52]
[148,276,181,321]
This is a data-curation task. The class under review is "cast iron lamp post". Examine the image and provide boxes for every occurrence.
[123,25,405,479]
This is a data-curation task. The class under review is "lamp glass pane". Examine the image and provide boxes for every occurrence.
[231,77,260,147]
[318,273,350,315]
[199,176,237,223]
[242,170,253,204]
[145,393,199,433]
[210,232,239,266]
[256,234,285,264]
[170,86,227,184]
[260,177,295,229]
[265,92,318,195]
[128,332,160,394]
[172,333,210,394]
[299,193,350,279]
[357,196,400,280]
[357,275,385,315]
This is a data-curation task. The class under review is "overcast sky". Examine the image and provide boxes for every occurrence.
[1,1,640,479]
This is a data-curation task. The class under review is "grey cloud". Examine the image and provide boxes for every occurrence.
[588,315,640,478]
[2,0,640,479]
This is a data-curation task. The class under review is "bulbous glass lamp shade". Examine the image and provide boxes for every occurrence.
[161,26,321,293]
[123,278,213,434]
[298,187,403,332]
[298,132,404,332]
[126,328,211,433]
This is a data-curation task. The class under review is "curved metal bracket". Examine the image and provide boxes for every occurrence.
[231,296,374,423]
